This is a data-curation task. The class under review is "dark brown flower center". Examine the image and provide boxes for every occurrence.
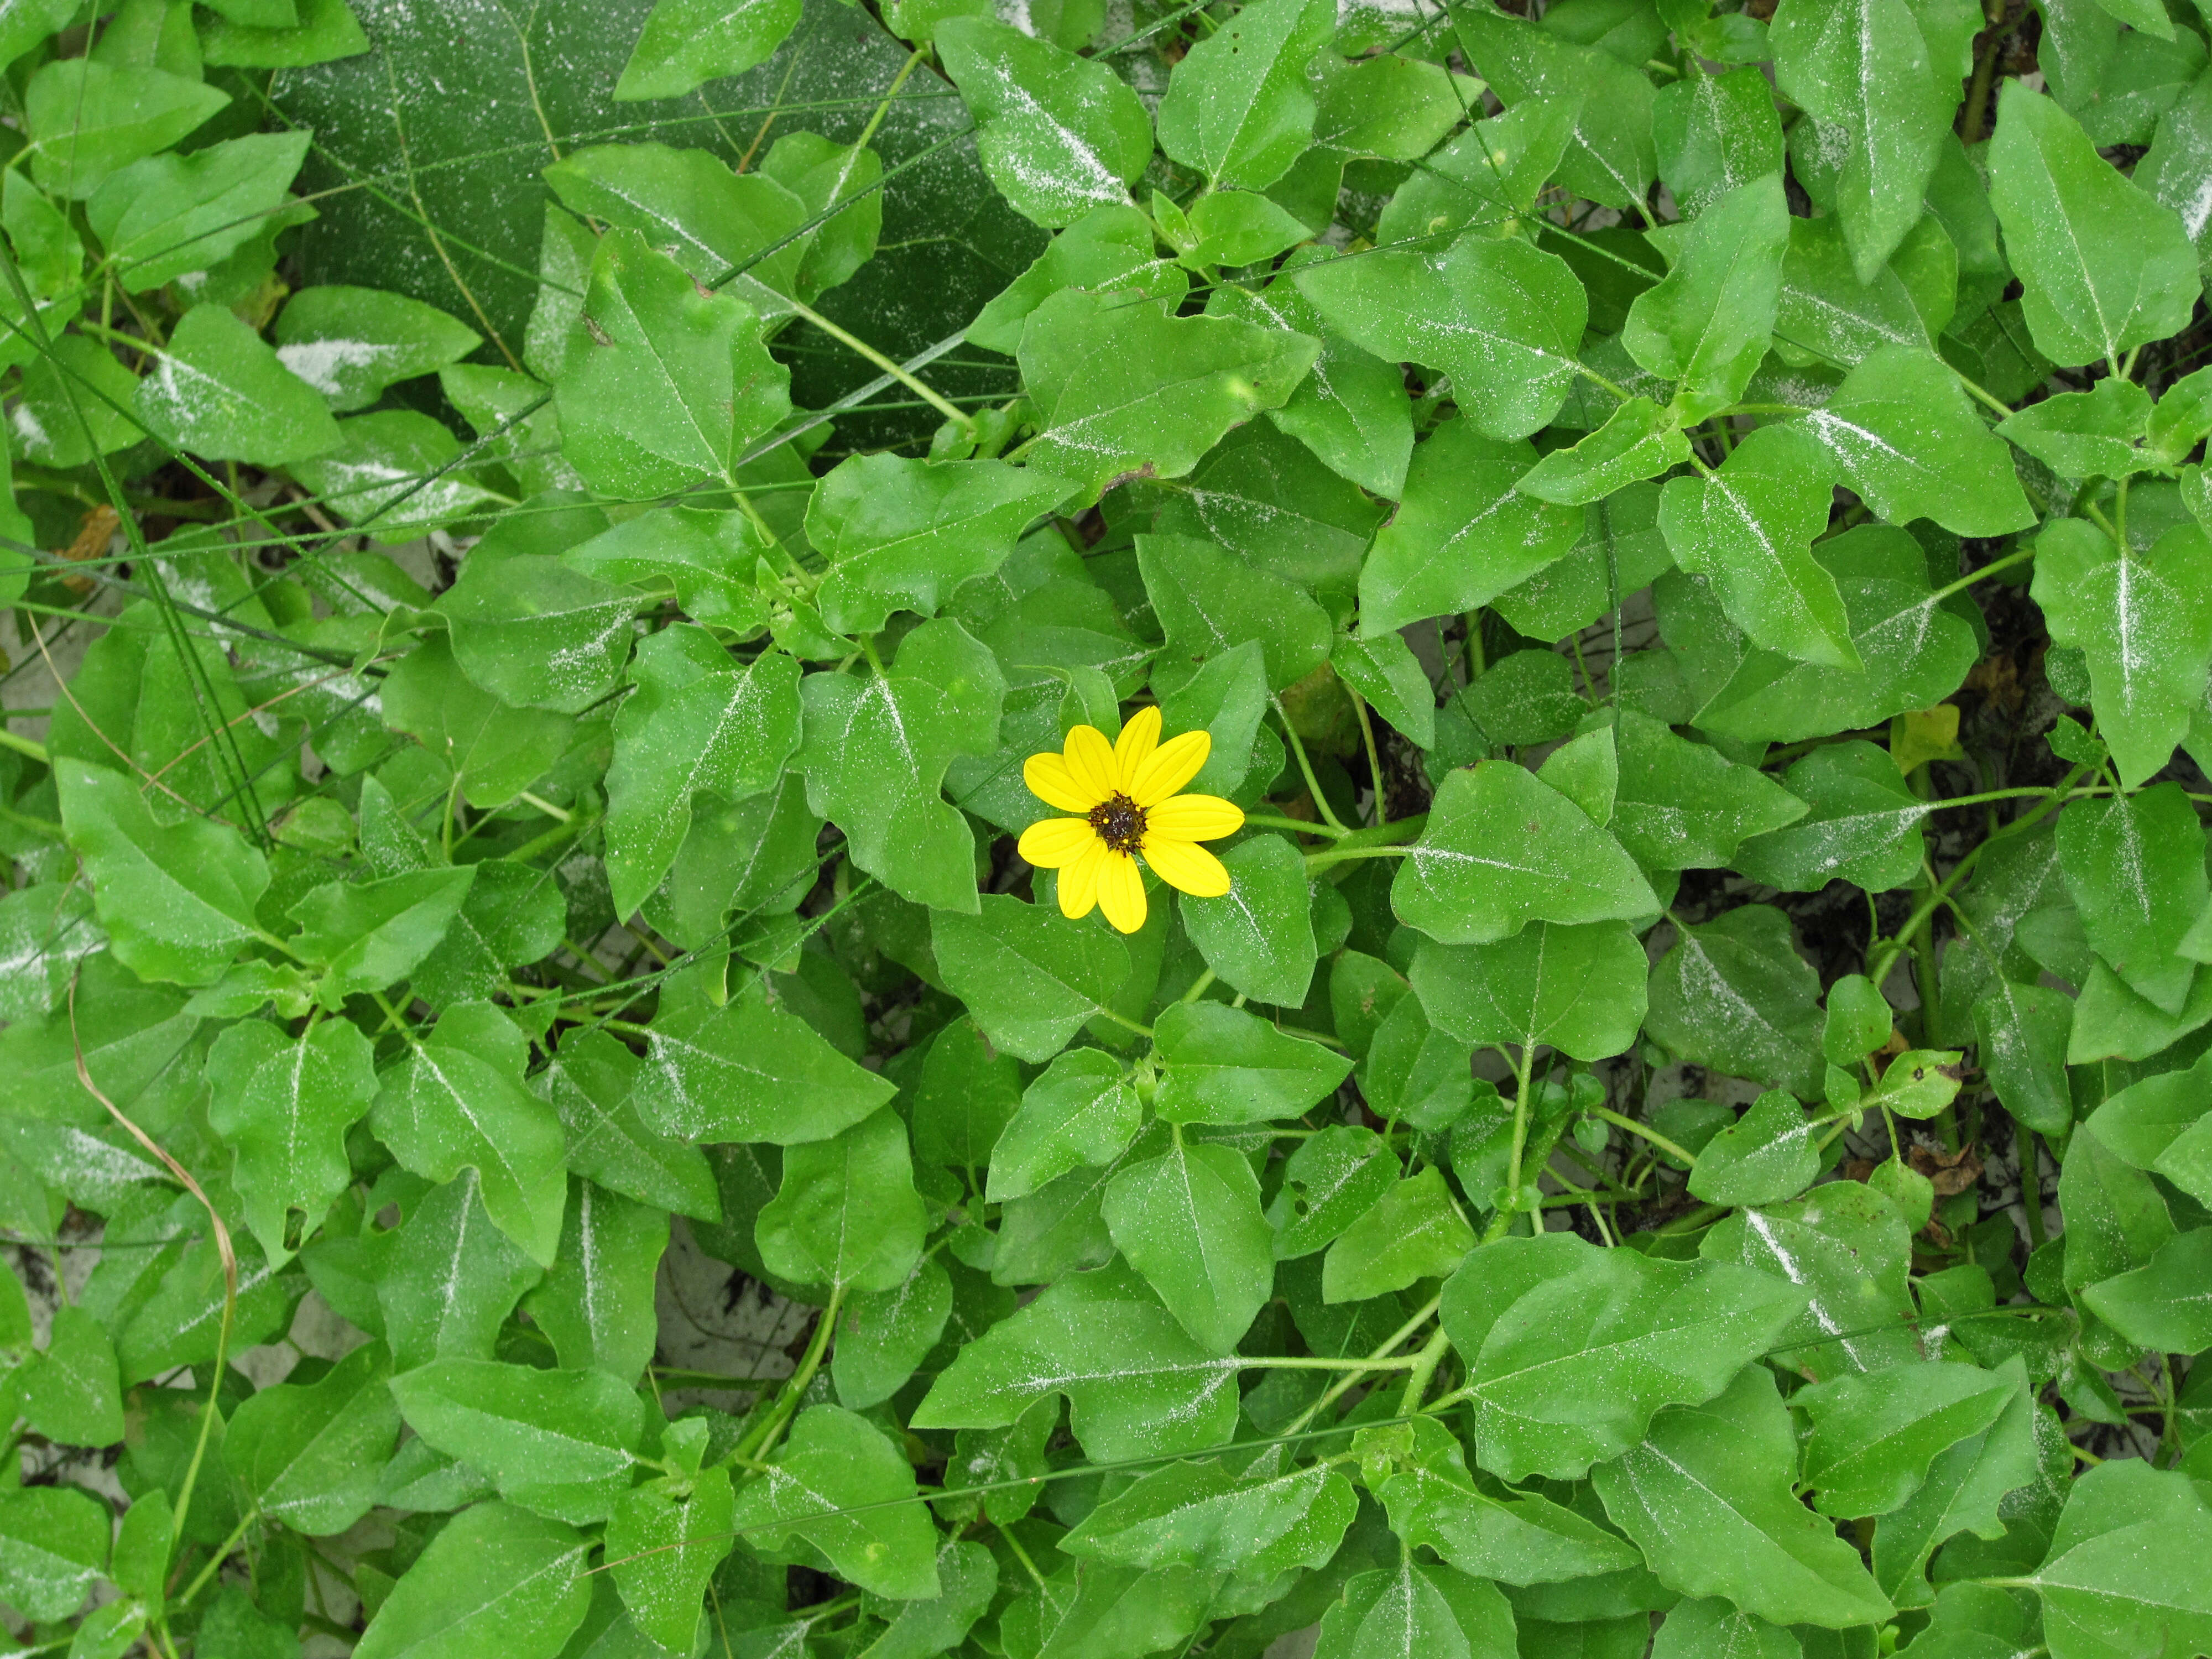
[1088,791,1147,855]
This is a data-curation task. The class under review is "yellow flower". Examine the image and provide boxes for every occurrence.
[1018,706,1245,935]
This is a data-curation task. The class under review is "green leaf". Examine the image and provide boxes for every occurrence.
[369,1002,568,1266]
[933,894,1133,1062]
[135,301,341,465]
[1063,1455,1356,1577]
[605,1465,735,1650]
[936,17,1154,228]
[2080,1226,2212,1353]
[1441,1230,1809,1482]
[389,1358,644,1525]
[1017,286,1318,500]
[226,1341,399,1537]
[1452,6,1657,208]
[270,285,482,411]
[604,630,802,920]
[1393,762,1657,947]
[2058,783,2207,1015]
[975,202,1186,354]
[1774,206,1939,368]
[1798,347,2035,536]
[1293,233,1589,442]
[1491,481,1676,644]
[441,560,635,721]
[2033,518,2212,787]
[1151,1000,1354,1125]
[24,59,228,197]
[288,868,476,1010]
[1323,1166,1474,1303]
[206,1016,378,1265]
[756,1108,927,1293]
[536,1029,717,1221]
[1360,990,1479,1134]
[1645,904,1826,1099]
[521,1178,666,1379]
[87,130,311,292]
[799,617,1004,911]
[560,507,766,634]
[56,758,270,987]
[199,0,369,66]
[1139,531,1333,693]
[634,977,896,1145]
[18,1305,123,1449]
[1770,0,1974,279]
[1659,530,1984,746]
[833,1252,953,1411]
[1624,173,1788,421]
[1971,979,2075,1139]
[1103,1133,1274,1353]
[1358,418,1583,634]
[729,1404,942,1600]
[910,1015,1021,1171]
[913,1259,1241,1461]
[1592,1364,1893,1629]
[856,1537,998,1658]
[1655,64,1785,218]
[1988,81,2202,368]
[1156,0,1333,190]
[352,1501,591,1659]
[808,455,1074,636]
[1610,708,1808,872]
[1870,1360,2039,1608]
[1211,269,1414,498]
[554,228,791,499]
[1733,739,1930,894]
[1797,1360,2018,1519]
[615,0,801,99]
[1658,422,1856,670]
[1516,397,1693,507]
[0,1485,108,1621]
[1997,378,2154,479]
[1701,1182,1921,1380]
[2083,1046,2212,1209]
[1180,835,1317,1008]
[1651,1600,1798,1659]
[1333,631,1437,750]
[2024,1460,2212,1659]
[1267,1124,1400,1259]
[988,1048,1140,1203]
[1687,1089,1822,1207]
[290,410,500,538]
[1367,1416,1643,1587]
[1411,920,1647,1062]
[540,142,810,313]
[372,1172,546,1371]
[1316,1556,1520,1658]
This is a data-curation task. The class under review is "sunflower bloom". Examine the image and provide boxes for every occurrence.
[1017,706,1245,935]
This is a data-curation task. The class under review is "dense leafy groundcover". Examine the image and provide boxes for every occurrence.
[7,0,2212,1652]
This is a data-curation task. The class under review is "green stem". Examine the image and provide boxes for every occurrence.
[734,1281,846,1465]
[1245,811,1346,840]
[1484,1043,1540,1243]
[1928,545,2034,604]
[1274,696,1350,834]
[174,1507,260,1610]
[1589,1105,1695,1168]
[1398,1328,1453,1412]
[781,294,972,431]
[1282,1294,1443,1437]
[0,726,48,763]
[1242,1353,1421,1372]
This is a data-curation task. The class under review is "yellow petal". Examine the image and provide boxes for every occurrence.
[1018,817,1097,869]
[1144,836,1231,898]
[1097,850,1148,934]
[1130,729,1211,806]
[1025,752,1102,813]
[1113,705,1161,791]
[1058,837,1108,920]
[1064,724,1120,803]
[1145,794,1244,843]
